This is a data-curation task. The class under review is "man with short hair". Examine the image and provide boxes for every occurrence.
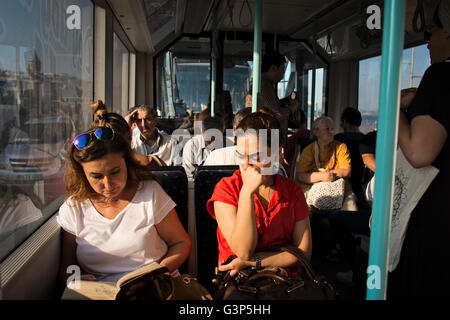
[335,107,366,206]
[203,107,253,166]
[182,115,226,178]
[128,105,176,165]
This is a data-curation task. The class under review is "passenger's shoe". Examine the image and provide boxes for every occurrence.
[336,270,353,286]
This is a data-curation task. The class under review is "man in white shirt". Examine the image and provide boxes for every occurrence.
[203,107,252,166]
[182,116,225,178]
[128,105,176,165]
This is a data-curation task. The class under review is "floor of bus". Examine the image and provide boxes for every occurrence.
[310,252,363,300]
[308,214,368,300]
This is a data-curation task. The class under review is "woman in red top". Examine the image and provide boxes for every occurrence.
[207,112,311,277]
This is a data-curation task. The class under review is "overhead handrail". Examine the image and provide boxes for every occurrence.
[412,0,425,32]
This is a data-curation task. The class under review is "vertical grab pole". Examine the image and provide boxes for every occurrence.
[311,25,317,123]
[366,0,405,300]
[211,58,216,117]
[251,0,262,112]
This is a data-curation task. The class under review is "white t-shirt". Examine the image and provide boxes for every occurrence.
[57,180,176,276]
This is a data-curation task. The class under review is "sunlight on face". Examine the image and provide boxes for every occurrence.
[235,133,280,175]
[81,152,128,201]
[314,119,334,144]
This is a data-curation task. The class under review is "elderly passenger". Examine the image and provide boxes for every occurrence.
[296,116,357,211]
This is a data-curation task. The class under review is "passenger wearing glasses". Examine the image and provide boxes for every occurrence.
[57,124,191,286]
[207,112,311,277]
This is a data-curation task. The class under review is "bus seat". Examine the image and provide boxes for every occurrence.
[289,138,313,180]
[194,165,238,293]
[150,166,189,274]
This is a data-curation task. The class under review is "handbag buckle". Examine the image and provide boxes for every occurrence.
[237,285,258,294]
[286,280,305,293]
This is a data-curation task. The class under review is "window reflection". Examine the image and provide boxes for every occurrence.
[0,0,93,262]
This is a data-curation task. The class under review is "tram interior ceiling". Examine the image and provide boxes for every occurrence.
[106,0,430,118]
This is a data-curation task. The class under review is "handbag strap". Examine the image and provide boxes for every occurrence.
[260,245,316,279]
[313,141,337,172]
[278,245,317,280]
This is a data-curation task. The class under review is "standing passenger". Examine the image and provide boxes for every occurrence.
[388,0,450,299]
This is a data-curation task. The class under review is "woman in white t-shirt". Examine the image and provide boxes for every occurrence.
[57,125,191,286]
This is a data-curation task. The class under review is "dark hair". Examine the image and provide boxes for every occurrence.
[261,52,286,72]
[202,116,225,133]
[257,106,277,118]
[232,107,252,129]
[298,108,306,125]
[341,107,362,127]
[236,112,282,148]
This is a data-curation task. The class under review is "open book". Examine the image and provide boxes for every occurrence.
[62,262,212,300]
[62,262,168,300]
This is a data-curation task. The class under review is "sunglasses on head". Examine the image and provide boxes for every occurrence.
[73,127,115,150]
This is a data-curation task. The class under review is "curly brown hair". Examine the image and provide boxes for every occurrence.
[64,102,155,205]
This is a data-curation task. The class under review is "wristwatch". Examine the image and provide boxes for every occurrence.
[254,255,262,270]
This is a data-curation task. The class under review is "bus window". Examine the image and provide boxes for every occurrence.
[280,41,327,129]
[156,37,211,119]
[113,32,130,117]
[0,0,93,262]
[307,68,326,126]
[358,44,430,134]
[223,39,254,113]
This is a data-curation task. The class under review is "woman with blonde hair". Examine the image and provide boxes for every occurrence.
[57,111,190,286]
[296,116,357,211]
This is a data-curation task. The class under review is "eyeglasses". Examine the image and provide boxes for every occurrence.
[73,127,115,150]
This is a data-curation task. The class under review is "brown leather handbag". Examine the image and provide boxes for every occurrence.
[213,246,336,300]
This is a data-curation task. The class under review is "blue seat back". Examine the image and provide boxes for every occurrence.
[194,165,238,292]
[151,166,188,273]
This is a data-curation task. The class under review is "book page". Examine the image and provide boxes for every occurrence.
[62,281,118,300]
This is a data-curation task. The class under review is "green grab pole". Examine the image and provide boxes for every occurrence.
[311,28,317,123]
[251,0,262,112]
[366,0,405,300]
[211,58,216,117]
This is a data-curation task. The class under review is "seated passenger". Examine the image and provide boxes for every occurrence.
[182,115,226,178]
[296,116,357,211]
[360,130,377,174]
[203,107,252,166]
[57,125,191,285]
[206,112,311,277]
[126,105,176,165]
[284,108,311,172]
[334,108,366,206]
[92,100,165,166]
